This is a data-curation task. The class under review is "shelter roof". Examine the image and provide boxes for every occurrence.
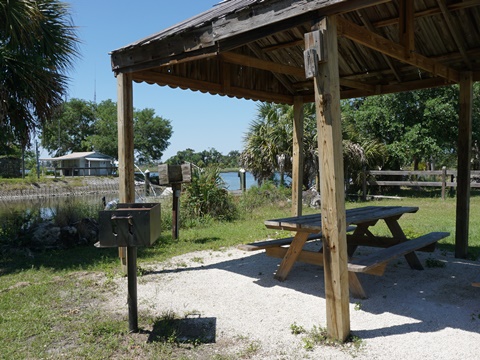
[111,0,480,104]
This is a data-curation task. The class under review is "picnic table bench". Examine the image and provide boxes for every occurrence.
[239,206,450,298]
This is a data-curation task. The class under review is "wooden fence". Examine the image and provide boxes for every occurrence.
[364,167,480,200]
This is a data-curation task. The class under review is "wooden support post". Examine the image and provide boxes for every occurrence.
[117,72,135,272]
[441,166,447,200]
[307,16,350,342]
[144,170,150,197]
[455,72,473,259]
[172,183,181,240]
[292,96,304,216]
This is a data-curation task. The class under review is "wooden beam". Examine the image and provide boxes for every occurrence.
[292,96,304,216]
[455,72,473,259]
[308,16,350,342]
[117,73,135,204]
[398,0,415,59]
[220,52,305,78]
[262,39,304,52]
[436,0,472,69]
[373,0,480,28]
[132,70,294,104]
[356,9,402,82]
[245,42,297,94]
[339,76,453,98]
[337,16,460,83]
[339,78,376,93]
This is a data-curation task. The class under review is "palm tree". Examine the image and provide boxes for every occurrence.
[0,0,79,149]
[242,102,387,191]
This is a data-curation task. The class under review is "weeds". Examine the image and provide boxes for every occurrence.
[291,324,365,355]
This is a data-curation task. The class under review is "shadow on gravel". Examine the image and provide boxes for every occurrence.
[144,245,480,339]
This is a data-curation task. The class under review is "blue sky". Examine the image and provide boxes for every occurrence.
[61,0,259,161]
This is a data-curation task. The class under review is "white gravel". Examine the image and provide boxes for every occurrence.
[107,246,480,359]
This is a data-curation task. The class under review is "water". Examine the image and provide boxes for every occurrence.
[220,171,257,190]
[0,172,257,218]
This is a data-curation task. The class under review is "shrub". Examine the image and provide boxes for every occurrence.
[181,167,237,223]
[238,181,291,212]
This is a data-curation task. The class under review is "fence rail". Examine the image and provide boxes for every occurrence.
[364,168,480,200]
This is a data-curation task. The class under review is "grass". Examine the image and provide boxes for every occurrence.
[1,194,480,358]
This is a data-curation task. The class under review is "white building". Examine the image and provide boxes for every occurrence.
[41,151,115,176]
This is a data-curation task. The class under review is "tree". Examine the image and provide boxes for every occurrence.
[166,148,237,168]
[134,108,172,164]
[0,0,79,148]
[241,102,318,188]
[87,99,118,158]
[93,100,173,162]
[41,98,96,156]
[341,84,480,170]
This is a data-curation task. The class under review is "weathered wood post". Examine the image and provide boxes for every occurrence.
[305,16,350,342]
[455,72,473,258]
[362,166,367,201]
[238,168,246,192]
[117,72,136,327]
[158,164,192,240]
[292,96,304,216]
[441,166,447,200]
[144,170,150,197]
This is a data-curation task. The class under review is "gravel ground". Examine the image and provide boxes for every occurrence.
[106,246,480,359]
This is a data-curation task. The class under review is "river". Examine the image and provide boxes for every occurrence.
[0,172,259,218]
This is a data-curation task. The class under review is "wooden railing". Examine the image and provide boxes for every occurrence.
[364,167,480,200]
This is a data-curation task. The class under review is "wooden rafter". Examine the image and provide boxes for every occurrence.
[246,43,298,94]
[436,0,472,69]
[356,9,402,82]
[220,52,304,78]
[262,39,304,52]
[132,70,294,104]
[337,16,460,83]
[399,0,415,59]
[373,0,479,28]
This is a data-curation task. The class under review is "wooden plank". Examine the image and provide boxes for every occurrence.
[348,232,450,273]
[239,232,322,251]
[311,16,350,342]
[436,0,472,69]
[372,0,480,28]
[455,72,473,259]
[336,16,460,83]
[267,246,324,267]
[347,235,436,252]
[292,96,304,216]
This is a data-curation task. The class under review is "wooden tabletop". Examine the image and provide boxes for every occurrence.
[264,206,419,232]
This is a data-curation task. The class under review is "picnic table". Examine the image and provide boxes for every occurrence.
[239,206,449,298]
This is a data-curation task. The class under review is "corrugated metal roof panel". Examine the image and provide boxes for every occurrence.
[112,0,260,52]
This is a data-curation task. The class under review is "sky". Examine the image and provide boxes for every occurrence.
[57,0,259,161]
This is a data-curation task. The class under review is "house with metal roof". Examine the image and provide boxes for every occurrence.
[41,151,115,177]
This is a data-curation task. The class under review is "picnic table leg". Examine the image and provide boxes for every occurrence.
[385,218,423,270]
[348,272,367,299]
[347,222,378,257]
[274,232,309,281]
